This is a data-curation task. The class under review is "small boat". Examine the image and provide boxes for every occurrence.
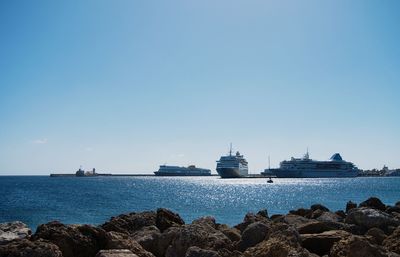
[267,177,273,183]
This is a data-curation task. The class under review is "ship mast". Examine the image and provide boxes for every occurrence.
[229,143,232,156]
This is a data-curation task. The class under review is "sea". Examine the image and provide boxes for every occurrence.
[1,176,399,230]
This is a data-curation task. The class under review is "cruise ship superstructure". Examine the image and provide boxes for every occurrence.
[216,146,248,178]
[264,152,359,178]
[154,165,211,176]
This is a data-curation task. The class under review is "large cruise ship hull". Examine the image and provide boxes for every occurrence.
[271,169,358,178]
[216,168,247,178]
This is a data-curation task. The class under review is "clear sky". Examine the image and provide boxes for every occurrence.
[0,0,399,175]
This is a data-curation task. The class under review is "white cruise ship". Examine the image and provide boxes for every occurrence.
[263,152,359,178]
[216,145,248,178]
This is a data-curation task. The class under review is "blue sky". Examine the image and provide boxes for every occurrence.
[0,0,399,175]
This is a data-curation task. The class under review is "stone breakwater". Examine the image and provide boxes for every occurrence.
[1,197,400,257]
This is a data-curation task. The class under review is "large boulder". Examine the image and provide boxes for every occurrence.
[131,226,161,254]
[297,220,345,234]
[32,221,107,257]
[185,246,221,257]
[156,208,184,232]
[104,231,155,257]
[237,222,269,251]
[0,239,63,257]
[0,221,31,245]
[310,204,330,213]
[165,223,232,257]
[235,212,269,233]
[346,201,357,213]
[102,211,157,235]
[96,249,138,257]
[330,235,396,257]
[289,208,313,218]
[316,212,342,223]
[275,214,310,228]
[301,230,351,256]
[359,197,387,211]
[243,237,317,257]
[216,224,241,242]
[192,217,217,229]
[345,208,400,231]
[383,226,400,254]
[366,227,387,245]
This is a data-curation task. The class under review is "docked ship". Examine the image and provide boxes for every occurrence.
[154,165,211,176]
[263,152,359,178]
[216,145,248,178]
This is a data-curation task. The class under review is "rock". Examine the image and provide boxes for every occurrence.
[366,227,387,245]
[192,216,217,228]
[216,224,241,242]
[289,208,313,218]
[156,208,184,232]
[345,208,400,231]
[102,211,157,235]
[346,201,357,213]
[165,223,232,257]
[386,206,400,214]
[0,239,63,257]
[132,226,161,252]
[297,220,346,234]
[396,201,400,207]
[185,246,221,257]
[96,249,138,257]
[243,237,317,257]
[383,226,400,254]
[104,231,155,257]
[311,204,330,213]
[238,222,269,251]
[276,214,311,227]
[336,210,347,219]
[316,212,342,223]
[330,235,394,257]
[217,249,244,257]
[359,197,387,211]
[234,212,269,233]
[33,221,107,257]
[256,209,268,219]
[310,209,324,219]
[301,230,351,256]
[0,221,31,245]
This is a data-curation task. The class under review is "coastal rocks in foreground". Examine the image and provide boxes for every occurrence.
[0,221,31,245]
[1,197,400,257]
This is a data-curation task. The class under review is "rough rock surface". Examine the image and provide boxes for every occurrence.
[359,197,387,211]
[0,239,63,257]
[345,208,400,231]
[234,212,269,233]
[346,201,357,213]
[366,227,387,245]
[330,235,395,257]
[0,221,31,245]
[383,226,400,254]
[96,249,139,257]
[238,221,269,251]
[156,208,185,232]
[301,230,351,256]
[33,221,107,257]
[102,211,157,235]
[104,231,155,257]
[185,246,221,257]
[165,223,232,257]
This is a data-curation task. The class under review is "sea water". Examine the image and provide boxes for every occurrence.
[0,176,399,230]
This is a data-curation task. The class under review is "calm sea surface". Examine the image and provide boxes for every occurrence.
[1,176,399,230]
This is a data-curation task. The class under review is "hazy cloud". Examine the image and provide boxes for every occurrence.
[32,138,48,144]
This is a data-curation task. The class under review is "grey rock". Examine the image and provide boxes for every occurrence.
[301,230,351,256]
[0,221,31,245]
[185,246,221,257]
[96,249,139,257]
[238,222,269,251]
[345,208,400,231]
[359,197,387,211]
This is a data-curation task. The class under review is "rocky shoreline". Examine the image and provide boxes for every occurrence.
[1,197,400,257]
